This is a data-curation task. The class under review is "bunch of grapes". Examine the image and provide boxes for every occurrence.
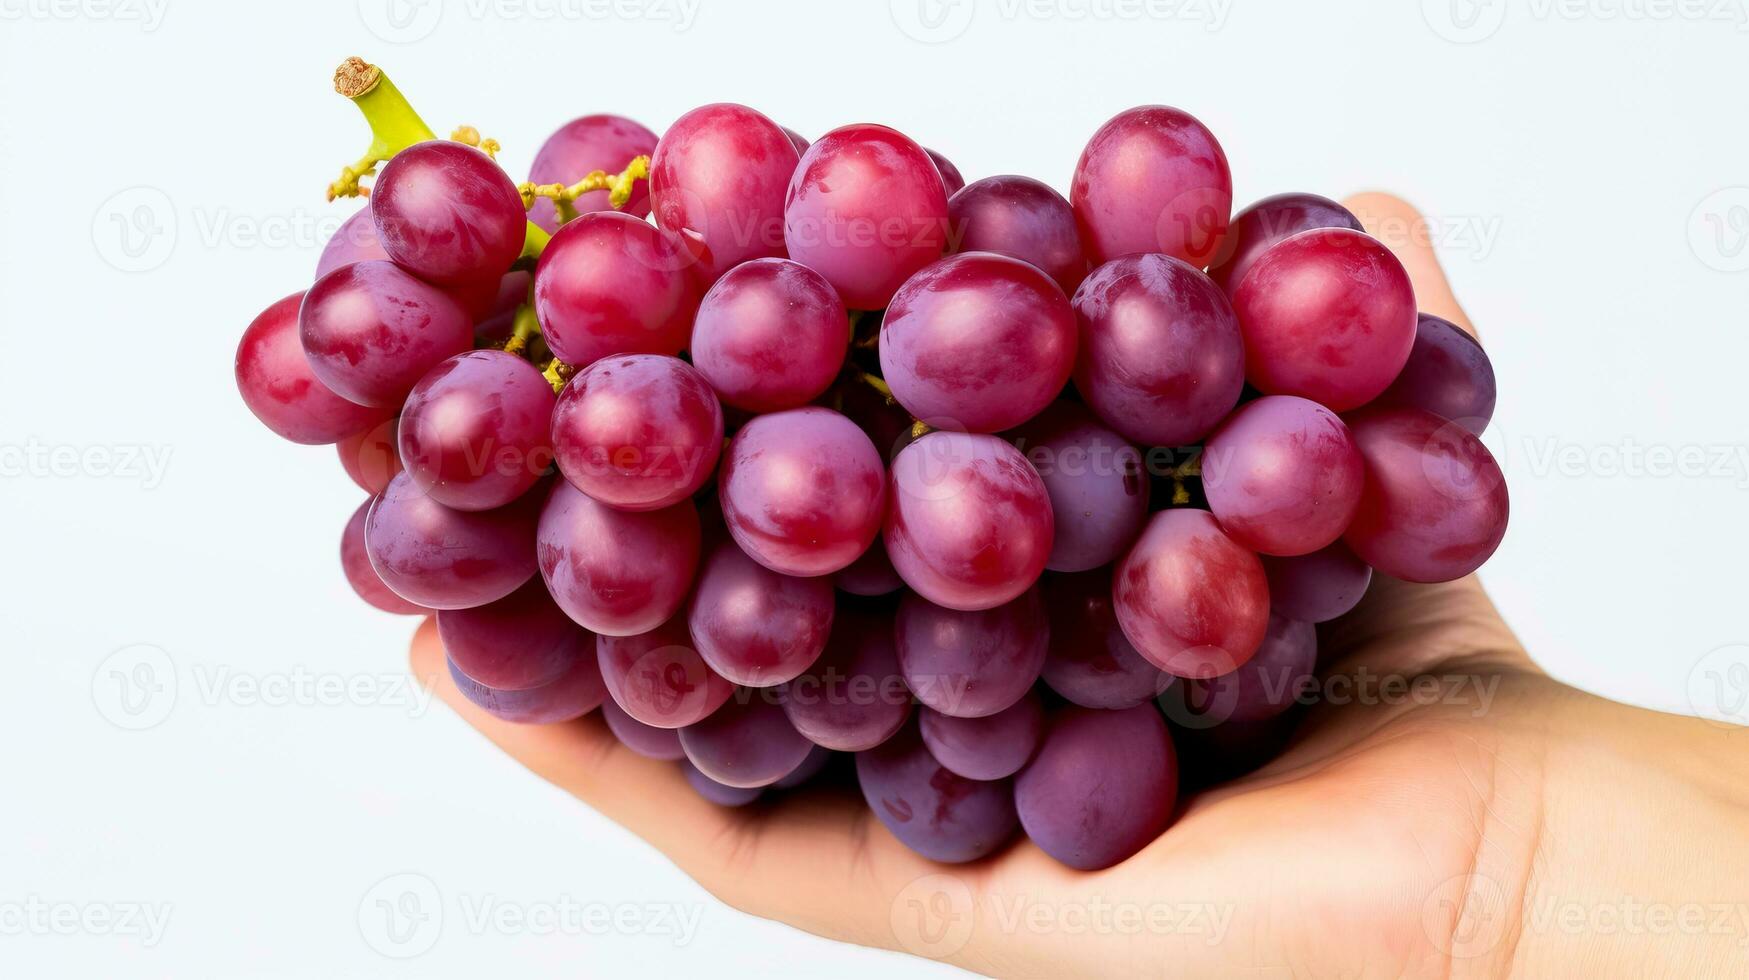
[236,59,1507,871]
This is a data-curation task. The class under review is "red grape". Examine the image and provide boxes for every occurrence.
[879,252,1076,433]
[398,350,556,512]
[679,694,814,788]
[299,260,474,408]
[597,615,734,729]
[925,147,965,197]
[773,744,831,789]
[340,499,425,615]
[337,416,402,494]
[532,211,703,368]
[527,114,659,231]
[780,126,810,155]
[1014,704,1177,870]
[690,258,850,412]
[854,720,1019,864]
[784,123,950,309]
[550,354,723,512]
[885,431,1054,612]
[371,141,526,287]
[650,103,800,281]
[536,479,701,635]
[718,408,887,577]
[1040,569,1171,709]
[1010,401,1149,572]
[683,762,764,807]
[1206,192,1363,292]
[688,542,835,688]
[1186,613,1316,724]
[601,696,685,760]
[1071,105,1232,267]
[316,206,389,279]
[1372,313,1497,435]
[1114,509,1269,678]
[235,292,391,445]
[894,588,1048,719]
[1343,407,1509,583]
[1231,228,1417,411]
[1202,395,1365,556]
[1261,542,1373,624]
[947,175,1086,294]
[364,471,539,610]
[918,689,1042,780]
[447,653,606,725]
[437,578,584,691]
[781,604,912,751]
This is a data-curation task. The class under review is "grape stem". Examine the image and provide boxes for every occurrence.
[844,365,894,401]
[518,156,651,223]
[1170,452,1202,506]
[503,304,541,358]
[542,358,573,393]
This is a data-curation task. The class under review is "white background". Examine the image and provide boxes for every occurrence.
[3,0,1747,975]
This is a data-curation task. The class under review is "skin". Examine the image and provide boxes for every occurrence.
[406,194,1749,978]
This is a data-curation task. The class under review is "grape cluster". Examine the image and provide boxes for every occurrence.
[237,67,1508,872]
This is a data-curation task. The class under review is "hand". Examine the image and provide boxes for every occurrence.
[407,194,1749,978]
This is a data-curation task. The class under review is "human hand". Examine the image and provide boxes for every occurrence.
[408,193,1749,978]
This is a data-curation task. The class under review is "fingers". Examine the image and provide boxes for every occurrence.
[1343,192,1477,340]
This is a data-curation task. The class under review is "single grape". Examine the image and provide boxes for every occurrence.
[550,354,723,512]
[371,140,526,288]
[437,578,585,691]
[1071,253,1244,447]
[1260,542,1373,623]
[1206,192,1363,292]
[1071,105,1232,267]
[780,604,912,751]
[398,350,556,512]
[527,114,659,231]
[340,500,425,615]
[683,761,763,807]
[1231,228,1418,412]
[532,211,703,369]
[447,648,606,725]
[690,258,851,413]
[1040,568,1171,709]
[894,588,1048,718]
[597,615,735,729]
[299,260,474,408]
[1343,407,1509,583]
[1113,509,1269,678]
[1372,313,1498,435]
[925,147,965,197]
[1184,614,1316,725]
[834,538,905,596]
[918,689,1043,780]
[1014,704,1178,870]
[1010,401,1149,572]
[688,541,835,688]
[772,744,832,789]
[235,292,391,445]
[784,123,950,309]
[364,471,539,610]
[884,431,1053,611]
[780,126,810,155]
[679,693,814,789]
[879,252,1076,433]
[854,721,1019,863]
[1202,395,1366,557]
[650,103,800,281]
[947,175,1086,294]
[601,696,686,761]
[315,205,389,280]
[718,408,886,577]
[537,479,700,635]
[337,416,402,495]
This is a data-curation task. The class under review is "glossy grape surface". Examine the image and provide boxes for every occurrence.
[1040,569,1171,709]
[372,140,526,287]
[340,500,426,615]
[235,292,391,445]
[894,588,1048,718]
[1372,314,1497,435]
[918,689,1042,780]
[399,350,556,512]
[855,721,1019,863]
[688,542,835,688]
[1206,192,1363,292]
[447,650,606,725]
[337,417,402,495]
[437,578,585,690]
[1114,509,1270,678]
[948,175,1085,294]
[1202,395,1365,556]
[1014,704,1178,870]
[315,206,389,279]
[1260,542,1373,623]
[650,103,800,280]
[1011,402,1149,572]
[683,762,764,807]
[781,605,912,751]
[299,260,474,409]
[1071,105,1232,267]
[679,694,814,788]
[551,354,723,512]
[527,114,659,230]
[364,472,539,610]
[690,258,850,412]
[1187,614,1316,724]
[533,211,703,368]
[597,615,735,729]
[601,696,686,760]
[925,148,965,197]
[537,479,701,635]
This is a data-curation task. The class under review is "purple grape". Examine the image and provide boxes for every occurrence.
[1202,395,1365,557]
[925,148,965,197]
[337,417,402,495]
[537,480,701,635]
[683,761,764,807]
[773,744,832,789]
[1206,192,1363,293]
[679,694,813,788]
[315,206,389,279]
[649,103,800,281]
[550,354,723,512]
[1009,402,1149,573]
[399,350,556,512]
[341,499,426,615]
[918,689,1042,780]
[690,258,851,413]
[781,127,810,155]
[1372,314,1498,435]
[437,579,583,691]
[527,114,659,231]
[1114,509,1269,679]
[834,539,905,597]
[235,292,391,445]
[601,696,685,761]
[532,211,703,369]
[894,588,1047,719]
[299,260,474,409]
[1261,542,1373,623]
[1186,614,1316,724]
[598,615,735,729]
[364,471,539,610]
[688,542,835,688]
[371,140,526,288]
[1039,569,1171,709]
[947,175,1085,295]
[446,649,606,725]
[854,721,1019,863]
[1071,105,1232,267]
[780,605,912,751]
[1014,705,1178,870]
